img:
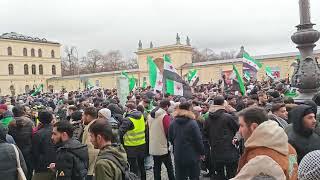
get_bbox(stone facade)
[47,37,320,92]
[0,32,61,96]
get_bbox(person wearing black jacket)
[285,105,320,163]
[8,105,34,180]
[32,111,57,180]
[169,102,205,180]
[51,121,89,180]
[203,96,239,180]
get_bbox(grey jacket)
[0,142,27,180]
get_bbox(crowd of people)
[1,78,320,180]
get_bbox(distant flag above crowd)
[121,71,136,92]
[31,84,44,96]
[264,66,274,79]
[187,69,199,86]
[232,64,246,95]
[244,71,251,81]
[148,55,192,97]
[148,56,163,92]
[242,52,262,71]
[162,55,192,97]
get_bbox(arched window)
[52,65,56,75]
[24,64,29,75]
[31,49,35,57]
[39,64,43,75]
[51,50,55,58]
[32,64,36,75]
[38,49,42,57]
[7,47,12,56]
[8,64,14,75]
[23,48,28,56]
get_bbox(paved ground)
[146,165,210,180]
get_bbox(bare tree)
[61,46,78,76]
[81,49,103,73]
[192,48,207,63]
[219,50,237,60]
[102,50,123,71]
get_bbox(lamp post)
[291,0,320,102]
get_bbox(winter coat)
[285,105,320,163]
[204,105,239,163]
[8,116,34,163]
[119,110,146,158]
[169,109,205,165]
[238,121,298,180]
[55,139,89,180]
[32,124,57,173]
[0,125,27,180]
[82,119,100,176]
[231,155,286,180]
[148,107,169,156]
[95,144,128,180]
[268,113,289,129]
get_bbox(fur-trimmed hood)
[173,109,195,120]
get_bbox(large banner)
[117,76,129,106]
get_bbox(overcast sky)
[1,0,320,58]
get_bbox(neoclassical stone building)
[47,34,320,93]
[0,32,61,96]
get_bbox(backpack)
[103,153,138,180]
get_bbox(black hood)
[289,105,314,137]
[126,110,142,119]
[59,139,88,162]
[107,103,123,115]
[208,109,226,120]
[174,117,191,125]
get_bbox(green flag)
[265,66,274,79]
[147,56,163,92]
[244,71,251,81]
[187,69,199,86]
[242,52,262,71]
[31,84,44,96]
[232,64,246,95]
[121,71,136,91]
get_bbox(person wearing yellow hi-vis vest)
[119,102,147,180]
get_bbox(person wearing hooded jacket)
[237,107,298,180]
[51,120,89,180]
[169,102,205,180]
[203,96,239,179]
[0,123,27,180]
[285,105,320,163]
[119,102,146,180]
[8,105,34,180]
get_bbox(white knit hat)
[98,108,111,120]
[298,150,320,180]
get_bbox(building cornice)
[135,44,192,55]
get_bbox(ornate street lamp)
[291,0,320,102]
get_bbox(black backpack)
[103,153,138,180]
